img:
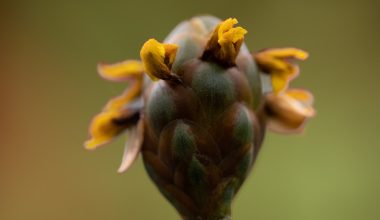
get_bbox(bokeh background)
[2,0,380,219]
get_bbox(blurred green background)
[2,0,380,219]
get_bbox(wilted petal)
[255,48,308,94]
[118,119,144,173]
[97,60,144,82]
[202,18,247,66]
[140,38,179,82]
[264,89,315,134]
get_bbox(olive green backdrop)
[2,0,380,219]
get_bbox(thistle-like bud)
[84,15,315,220]
[140,17,261,219]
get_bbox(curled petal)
[261,48,308,60]
[271,72,292,96]
[255,48,308,94]
[218,18,247,45]
[104,79,143,111]
[84,110,136,150]
[202,18,247,67]
[164,44,178,69]
[118,119,144,173]
[286,89,314,105]
[97,60,144,82]
[264,89,315,134]
[84,81,143,150]
[140,38,179,82]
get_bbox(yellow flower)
[255,48,308,94]
[85,110,126,149]
[84,60,144,172]
[255,48,315,133]
[202,18,247,66]
[140,38,179,82]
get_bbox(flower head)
[85,15,315,219]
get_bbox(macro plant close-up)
[84,16,314,219]
[2,0,380,220]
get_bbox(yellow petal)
[264,89,315,134]
[218,18,247,45]
[85,70,144,150]
[97,60,144,82]
[164,44,178,69]
[286,89,314,104]
[266,48,309,60]
[140,38,179,81]
[84,111,128,150]
[271,72,289,96]
[104,79,143,111]
[255,48,308,94]
[217,18,237,37]
[202,18,247,66]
